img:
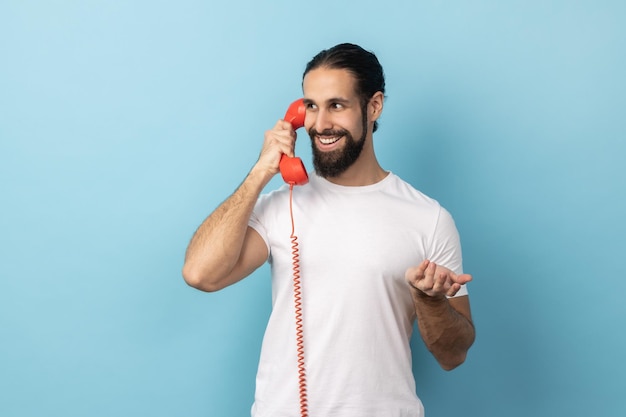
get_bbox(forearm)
[182,167,271,290]
[412,291,475,370]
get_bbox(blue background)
[1,1,625,416]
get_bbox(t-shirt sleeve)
[429,206,468,297]
[248,195,271,259]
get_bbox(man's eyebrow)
[302,97,351,106]
[328,97,351,104]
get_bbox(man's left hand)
[405,260,472,299]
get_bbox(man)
[183,43,475,417]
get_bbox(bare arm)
[406,260,475,370]
[182,169,270,292]
[182,119,297,292]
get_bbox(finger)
[420,259,431,271]
[446,283,462,297]
[264,130,296,156]
[448,272,472,285]
[432,270,454,295]
[404,260,429,284]
[457,273,472,284]
[431,272,446,294]
[420,261,437,290]
[405,260,442,295]
[409,261,433,287]
[274,119,295,131]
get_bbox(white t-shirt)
[248,172,467,417]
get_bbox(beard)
[309,107,368,178]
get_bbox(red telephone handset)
[279,99,309,186]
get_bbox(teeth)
[319,136,340,145]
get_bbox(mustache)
[309,128,349,137]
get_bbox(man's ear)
[369,91,384,122]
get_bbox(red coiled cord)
[289,184,308,417]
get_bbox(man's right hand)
[254,119,298,178]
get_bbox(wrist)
[410,286,447,304]
[247,164,274,189]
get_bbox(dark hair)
[303,43,386,132]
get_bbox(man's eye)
[331,103,343,110]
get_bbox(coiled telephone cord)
[289,184,308,417]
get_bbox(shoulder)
[384,173,442,210]
[254,184,291,209]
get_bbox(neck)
[323,139,387,186]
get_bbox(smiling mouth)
[318,136,342,145]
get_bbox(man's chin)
[313,158,347,178]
